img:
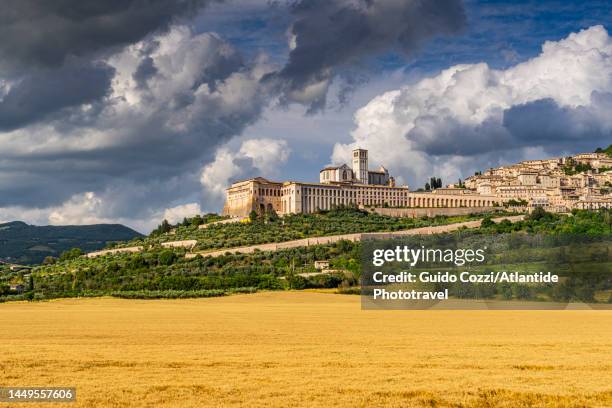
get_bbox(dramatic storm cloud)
[0,23,272,231]
[3,0,606,232]
[333,25,612,189]
[0,0,270,232]
[0,1,227,131]
[268,0,466,111]
[0,0,215,73]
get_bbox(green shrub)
[158,250,177,266]
[110,289,229,299]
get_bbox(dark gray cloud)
[408,96,612,158]
[502,95,612,153]
[267,0,466,111]
[0,0,220,135]
[407,115,515,156]
[0,0,215,74]
[0,61,114,131]
[133,56,158,88]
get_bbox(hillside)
[122,207,486,251]
[0,221,143,265]
[3,208,489,298]
[1,208,609,303]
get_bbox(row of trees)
[424,177,443,191]
[150,213,227,237]
[480,208,611,234]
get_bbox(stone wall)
[161,240,198,249]
[86,246,143,258]
[368,206,502,218]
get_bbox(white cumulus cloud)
[0,192,197,234]
[162,203,202,224]
[201,138,291,205]
[332,25,612,188]
[48,192,110,225]
[0,192,136,228]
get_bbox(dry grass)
[1,292,611,407]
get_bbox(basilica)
[222,148,501,217]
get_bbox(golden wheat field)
[1,292,611,408]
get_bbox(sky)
[0,0,611,232]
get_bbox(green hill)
[3,207,487,299]
[0,221,143,265]
[2,208,609,303]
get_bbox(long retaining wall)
[198,217,245,229]
[161,240,198,249]
[86,246,143,258]
[368,206,501,218]
[185,215,524,259]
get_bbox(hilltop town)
[223,146,612,217]
[461,147,612,211]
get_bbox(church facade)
[222,148,502,217]
[319,149,395,186]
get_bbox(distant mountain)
[0,221,143,265]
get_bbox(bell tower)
[352,148,368,184]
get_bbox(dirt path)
[185,215,524,259]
